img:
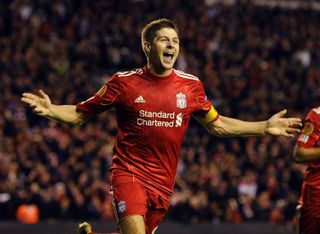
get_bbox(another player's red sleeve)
[296,110,320,148]
[76,74,122,119]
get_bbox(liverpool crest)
[176,93,187,109]
[118,201,126,213]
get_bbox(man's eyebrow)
[157,35,179,40]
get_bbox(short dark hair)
[141,18,179,44]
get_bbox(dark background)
[1,0,319,233]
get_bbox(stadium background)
[0,0,319,233]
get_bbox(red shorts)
[110,170,169,234]
[298,204,320,234]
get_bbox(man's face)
[146,27,180,73]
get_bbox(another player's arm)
[21,90,87,125]
[195,107,301,138]
[293,146,320,164]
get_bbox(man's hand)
[266,109,302,137]
[21,90,52,117]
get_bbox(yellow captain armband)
[194,106,220,125]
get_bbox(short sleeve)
[76,74,122,119]
[193,81,220,123]
[296,110,320,148]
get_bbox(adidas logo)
[134,96,145,103]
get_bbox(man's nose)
[167,41,174,48]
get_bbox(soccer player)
[21,18,301,234]
[293,106,320,234]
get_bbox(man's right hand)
[21,89,52,117]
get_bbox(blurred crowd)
[1,0,319,228]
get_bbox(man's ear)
[143,41,151,55]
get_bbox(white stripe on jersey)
[117,68,143,77]
[174,69,199,81]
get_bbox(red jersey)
[296,106,320,169]
[296,106,320,204]
[76,67,219,197]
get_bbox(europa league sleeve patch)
[303,122,314,135]
[297,122,314,144]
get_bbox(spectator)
[0,1,317,228]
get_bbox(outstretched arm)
[201,109,302,138]
[293,146,320,164]
[21,90,87,125]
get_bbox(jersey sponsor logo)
[137,110,183,128]
[134,96,146,103]
[176,93,187,109]
[117,201,126,213]
[175,113,183,127]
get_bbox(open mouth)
[163,51,174,62]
